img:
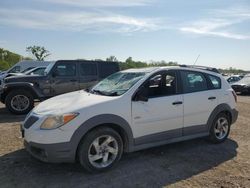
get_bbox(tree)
[26,45,50,61]
[106,56,118,62]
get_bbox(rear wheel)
[78,127,123,173]
[5,90,34,114]
[209,113,230,143]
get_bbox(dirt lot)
[0,96,250,188]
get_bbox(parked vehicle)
[0,60,51,75]
[231,74,250,94]
[0,61,51,89]
[0,60,119,114]
[226,75,242,84]
[21,65,238,172]
[4,66,47,78]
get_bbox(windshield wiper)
[92,89,106,96]
[91,89,119,96]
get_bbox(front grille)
[23,116,39,129]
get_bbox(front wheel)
[78,127,123,173]
[5,90,34,115]
[209,113,231,144]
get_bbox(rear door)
[50,61,79,95]
[181,70,218,135]
[79,62,99,89]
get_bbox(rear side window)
[208,75,221,89]
[181,71,208,93]
[80,63,97,76]
[54,63,76,76]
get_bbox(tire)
[208,113,231,144]
[78,127,123,173]
[5,90,34,115]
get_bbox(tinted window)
[148,71,177,98]
[8,66,21,73]
[21,67,35,73]
[98,63,119,79]
[208,75,221,89]
[80,63,97,76]
[181,71,207,93]
[54,63,76,76]
[28,68,46,75]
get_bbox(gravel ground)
[0,96,250,188]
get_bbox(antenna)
[193,54,200,65]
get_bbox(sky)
[0,0,249,70]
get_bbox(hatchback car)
[22,66,238,172]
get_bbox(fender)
[3,82,44,98]
[69,114,134,156]
[206,103,236,131]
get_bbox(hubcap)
[88,135,118,168]
[214,117,229,139]
[11,95,30,112]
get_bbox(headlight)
[40,113,79,130]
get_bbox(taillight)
[232,90,237,103]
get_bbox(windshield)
[90,71,146,96]
[44,62,55,75]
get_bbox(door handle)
[208,96,216,100]
[172,101,183,105]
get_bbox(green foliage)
[0,60,10,70]
[118,57,178,70]
[106,56,118,62]
[26,45,50,61]
[0,48,22,71]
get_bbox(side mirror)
[134,86,148,102]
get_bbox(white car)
[22,66,238,172]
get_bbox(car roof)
[122,66,221,76]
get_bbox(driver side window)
[147,71,177,98]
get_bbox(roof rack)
[179,65,220,74]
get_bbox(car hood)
[4,75,45,83]
[33,90,115,115]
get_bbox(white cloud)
[41,0,153,7]
[180,7,250,40]
[0,8,162,33]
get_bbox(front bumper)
[24,140,75,163]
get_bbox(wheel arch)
[207,103,233,131]
[3,83,40,101]
[70,114,134,160]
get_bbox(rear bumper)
[24,140,75,163]
[231,109,238,124]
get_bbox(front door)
[132,70,183,144]
[50,61,79,96]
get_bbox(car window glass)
[54,63,76,76]
[8,66,21,73]
[29,68,45,75]
[181,71,207,93]
[80,63,97,76]
[208,75,221,89]
[147,71,177,98]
